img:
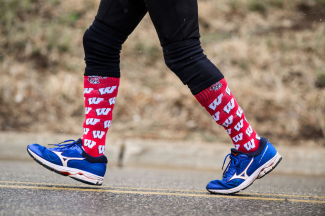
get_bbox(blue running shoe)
[206,137,282,194]
[27,139,107,185]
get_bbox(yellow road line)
[240,192,325,199]
[0,180,324,199]
[0,184,325,204]
[0,181,88,188]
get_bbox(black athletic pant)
[84,0,224,94]
[96,0,199,46]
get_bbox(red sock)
[82,76,119,157]
[195,78,260,153]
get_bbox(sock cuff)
[195,78,226,106]
[84,76,120,86]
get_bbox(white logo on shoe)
[228,158,254,181]
[52,151,85,167]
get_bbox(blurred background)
[0,0,325,147]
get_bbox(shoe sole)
[27,148,104,186]
[207,152,282,195]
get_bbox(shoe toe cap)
[27,144,46,158]
[206,180,229,190]
[27,144,63,165]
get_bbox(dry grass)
[0,0,325,146]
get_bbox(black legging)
[96,0,200,46]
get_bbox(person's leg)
[27,0,147,185]
[145,0,258,152]
[145,0,282,194]
[82,0,147,157]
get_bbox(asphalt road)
[0,160,324,216]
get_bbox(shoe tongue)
[72,138,82,154]
[230,149,248,158]
[75,138,82,145]
[230,148,243,155]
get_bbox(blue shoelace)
[48,140,78,151]
[222,153,240,181]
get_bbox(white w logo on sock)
[88,97,104,105]
[236,107,243,118]
[226,86,231,95]
[98,145,105,154]
[212,111,220,122]
[85,107,92,114]
[99,86,116,95]
[83,128,89,135]
[208,93,223,111]
[244,139,255,151]
[234,119,244,132]
[224,98,235,114]
[232,133,243,143]
[109,97,116,105]
[222,115,233,127]
[246,125,253,137]
[86,118,100,125]
[84,88,93,94]
[104,120,111,129]
[93,131,105,139]
[96,108,111,116]
[84,139,96,148]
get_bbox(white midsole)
[208,152,282,194]
[28,149,104,184]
